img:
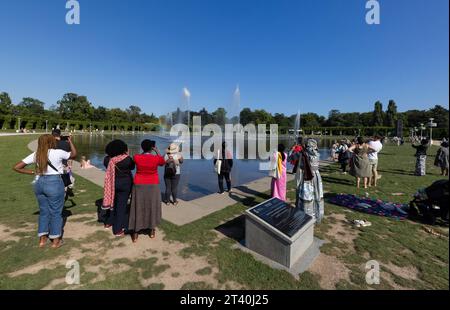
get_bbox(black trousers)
[107,177,132,235]
[164,175,180,202]
[218,172,231,193]
[340,161,348,173]
[292,161,299,174]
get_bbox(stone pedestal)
[245,198,315,268]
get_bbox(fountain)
[294,110,301,139]
[182,87,191,128]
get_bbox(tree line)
[0,91,448,138]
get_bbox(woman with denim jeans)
[13,134,77,248]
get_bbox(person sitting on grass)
[13,134,77,249]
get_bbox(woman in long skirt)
[129,139,166,242]
[271,144,287,201]
[412,138,430,176]
[348,137,373,188]
[296,138,324,223]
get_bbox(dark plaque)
[249,198,312,238]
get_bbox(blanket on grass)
[328,194,409,220]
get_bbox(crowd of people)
[11,128,449,248]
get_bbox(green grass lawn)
[0,135,448,290]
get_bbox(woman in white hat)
[163,143,183,206]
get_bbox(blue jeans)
[34,175,65,238]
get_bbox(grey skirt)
[129,184,162,231]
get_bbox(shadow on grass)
[215,214,245,243]
[321,175,355,186]
[378,169,415,176]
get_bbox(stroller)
[409,179,449,225]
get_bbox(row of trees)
[0,92,159,125]
[1,91,448,137]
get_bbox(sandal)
[149,229,156,239]
[131,233,139,243]
[115,230,125,237]
[39,235,48,248]
[51,238,64,249]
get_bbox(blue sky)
[0,0,448,117]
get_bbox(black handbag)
[47,161,72,187]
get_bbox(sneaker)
[114,230,125,237]
[218,191,225,195]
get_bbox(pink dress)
[271,152,287,201]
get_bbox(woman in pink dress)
[271,144,287,201]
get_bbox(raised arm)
[67,136,77,159]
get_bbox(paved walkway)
[28,140,332,226]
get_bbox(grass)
[0,135,448,289]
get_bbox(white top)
[164,153,182,175]
[22,149,71,175]
[368,140,383,160]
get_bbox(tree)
[18,97,45,115]
[92,106,109,121]
[385,100,398,127]
[240,108,253,126]
[126,105,142,122]
[301,113,322,127]
[253,109,273,125]
[372,101,384,126]
[0,92,13,115]
[326,109,344,127]
[57,93,94,120]
[109,108,128,123]
[212,107,227,126]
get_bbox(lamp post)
[419,123,425,139]
[18,117,21,132]
[428,118,437,144]
[45,120,48,133]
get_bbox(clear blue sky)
[0,0,448,117]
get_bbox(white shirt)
[23,149,71,175]
[368,140,383,160]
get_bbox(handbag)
[47,161,72,187]
[214,149,222,174]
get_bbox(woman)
[330,140,338,161]
[288,137,303,174]
[434,140,449,176]
[348,137,373,188]
[270,144,287,201]
[13,134,77,248]
[296,138,324,223]
[103,139,135,236]
[163,143,184,206]
[412,138,430,176]
[129,139,165,242]
[214,142,234,194]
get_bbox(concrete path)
[28,140,331,226]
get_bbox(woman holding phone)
[128,139,165,242]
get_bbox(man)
[52,129,71,154]
[52,129,74,200]
[368,135,383,187]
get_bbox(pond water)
[72,134,333,200]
